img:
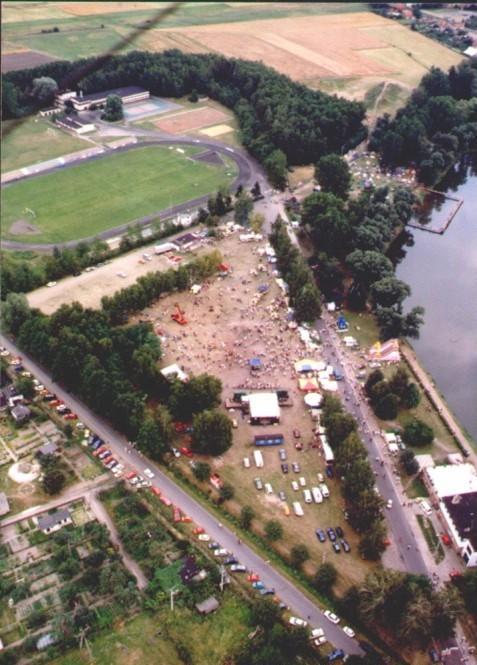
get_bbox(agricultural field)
[1,2,367,62]
[2,117,87,173]
[1,145,237,244]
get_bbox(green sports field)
[1,145,237,244]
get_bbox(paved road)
[2,135,264,252]
[0,333,363,656]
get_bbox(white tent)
[304,392,323,408]
[248,393,280,422]
[161,364,189,383]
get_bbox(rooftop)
[38,441,58,456]
[426,463,477,498]
[195,596,219,614]
[248,392,280,420]
[37,507,71,531]
[71,86,147,103]
[443,492,477,551]
[0,492,10,516]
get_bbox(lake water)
[393,158,477,445]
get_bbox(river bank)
[394,158,477,448]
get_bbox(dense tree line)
[2,49,367,186]
[302,183,424,339]
[321,395,386,560]
[342,569,463,649]
[1,251,226,442]
[269,217,322,322]
[369,60,477,185]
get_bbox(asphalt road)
[315,316,428,575]
[0,333,363,657]
[2,135,265,252]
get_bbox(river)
[393,158,477,445]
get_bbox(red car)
[193,526,204,535]
[150,486,161,497]
[295,442,304,451]
[49,400,61,408]
[180,447,193,458]
[64,413,78,420]
[92,446,106,457]
[125,470,137,480]
[247,573,260,583]
[293,429,301,438]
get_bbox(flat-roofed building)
[56,86,149,112]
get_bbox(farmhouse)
[55,115,95,135]
[247,392,280,425]
[37,508,72,534]
[10,404,31,424]
[56,86,149,111]
[423,463,477,567]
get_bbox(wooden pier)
[407,188,464,235]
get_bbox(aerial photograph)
[0,1,476,664]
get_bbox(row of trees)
[302,179,424,339]
[101,249,223,324]
[2,49,367,186]
[269,217,322,323]
[369,61,477,185]
[364,367,420,420]
[321,395,386,560]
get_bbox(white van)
[253,450,264,468]
[265,483,273,495]
[420,500,432,516]
[291,480,299,491]
[311,486,323,503]
[303,489,313,504]
[319,483,330,498]
[243,457,251,468]
[293,501,304,517]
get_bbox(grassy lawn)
[2,145,237,244]
[342,310,380,349]
[406,477,429,499]
[2,117,87,172]
[416,514,445,564]
[50,595,251,665]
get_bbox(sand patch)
[61,2,168,15]
[200,124,234,137]
[9,219,41,235]
[155,106,229,134]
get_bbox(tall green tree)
[191,409,232,456]
[315,153,352,199]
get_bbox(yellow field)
[60,2,168,15]
[139,11,463,104]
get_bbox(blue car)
[90,441,102,451]
[252,581,265,590]
[328,649,345,662]
[325,465,334,479]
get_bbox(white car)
[197,533,210,542]
[343,626,355,638]
[117,271,127,278]
[144,468,155,479]
[299,476,306,487]
[46,281,57,287]
[21,371,32,377]
[310,628,325,640]
[76,422,86,430]
[386,499,393,509]
[213,548,229,557]
[289,616,308,627]
[324,610,340,625]
[317,473,324,483]
[291,481,299,491]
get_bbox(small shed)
[11,405,31,423]
[195,596,219,615]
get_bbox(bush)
[264,520,283,542]
[192,461,211,482]
[402,419,434,447]
[290,544,309,569]
[239,505,255,529]
[313,563,338,594]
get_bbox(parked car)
[291,481,299,491]
[64,413,78,420]
[343,626,355,638]
[386,499,393,509]
[289,616,308,627]
[315,528,326,543]
[317,472,324,483]
[252,581,265,590]
[105,459,117,469]
[279,448,287,461]
[295,441,304,450]
[332,542,341,554]
[293,429,301,438]
[230,564,246,572]
[325,465,334,478]
[92,446,106,457]
[208,542,220,550]
[278,490,286,501]
[90,441,102,451]
[180,447,193,458]
[144,468,155,479]
[281,463,289,474]
[328,649,345,662]
[259,587,275,596]
[299,476,306,487]
[324,610,340,624]
[254,477,263,491]
[98,450,111,460]
[171,447,181,457]
[197,534,210,542]
[224,557,238,566]
[292,462,300,473]
[327,528,336,542]
[335,526,344,538]
[213,549,229,557]
[341,539,351,553]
